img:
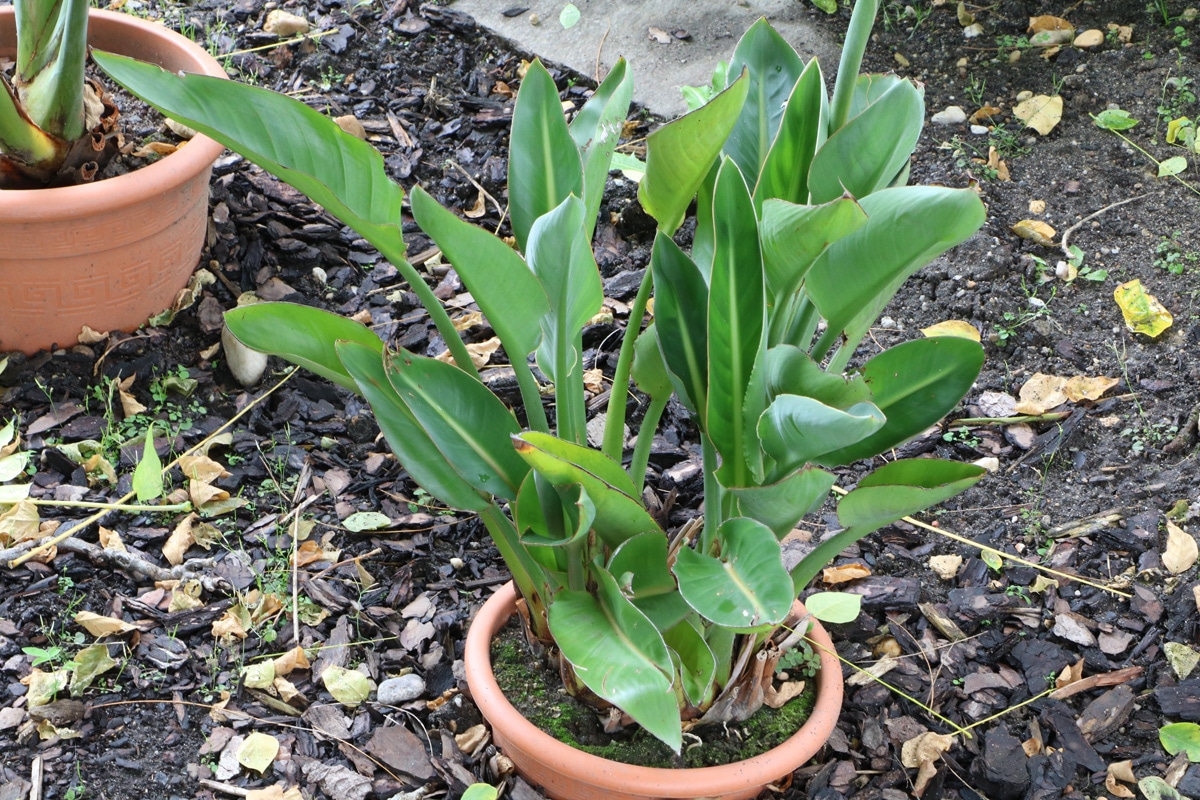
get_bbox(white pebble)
[377,674,426,705]
[970,124,989,135]
[931,106,967,125]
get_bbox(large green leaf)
[569,58,633,240]
[727,464,836,539]
[790,458,985,591]
[690,160,719,278]
[754,59,826,207]
[508,59,583,252]
[609,532,692,631]
[819,336,984,465]
[809,77,924,203]
[674,517,793,629]
[760,196,866,301]
[383,350,528,500]
[724,18,806,183]
[631,324,674,400]
[758,397,884,475]
[512,432,662,546]
[335,341,486,511]
[224,303,383,392]
[639,72,749,234]
[409,186,547,359]
[549,568,681,752]
[706,158,765,487]
[762,345,871,409]
[806,187,986,344]
[650,233,709,421]
[663,617,717,707]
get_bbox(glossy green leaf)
[1093,108,1139,131]
[706,158,765,487]
[705,622,737,689]
[690,160,719,277]
[663,617,717,706]
[754,59,826,207]
[569,58,633,239]
[727,464,836,539]
[640,71,749,234]
[224,303,384,392]
[724,19,806,182]
[410,186,547,359]
[1159,722,1200,761]
[760,196,866,301]
[759,397,885,475]
[631,323,674,400]
[762,345,871,409]
[819,337,984,465]
[809,78,923,203]
[549,568,681,752]
[609,532,692,631]
[383,350,527,501]
[512,432,662,546]
[674,517,793,629]
[336,341,487,512]
[132,426,163,502]
[804,591,861,624]
[650,233,709,420]
[508,59,583,252]
[790,458,985,591]
[807,187,986,344]
[0,450,29,483]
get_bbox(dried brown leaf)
[822,563,871,584]
[463,189,487,219]
[73,610,136,637]
[1164,521,1199,574]
[163,513,198,566]
[1014,373,1068,414]
[1063,375,1119,402]
[1055,658,1085,689]
[1106,760,1137,798]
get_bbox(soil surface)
[1,1,1199,799]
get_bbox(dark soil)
[1,1,1199,799]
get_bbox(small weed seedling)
[1154,232,1199,273]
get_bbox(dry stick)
[829,486,1132,598]
[8,368,298,569]
[29,755,43,800]
[446,159,506,225]
[1059,193,1150,261]
[594,18,612,83]
[289,462,313,646]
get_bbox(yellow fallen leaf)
[921,320,981,342]
[177,454,230,483]
[1194,584,1200,614]
[238,731,280,774]
[970,105,1002,124]
[212,604,250,642]
[1055,658,1084,689]
[73,611,136,637]
[822,563,871,584]
[1164,521,1198,574]
[463,188,487,219]
[1063,375,1118,402]
[1013,94,1063,135]
[274,646,311,677]
[1114,279,1173,338]
[163,513,198,566]
[901,732,955,797]
[1014,373,1068,414]
[131,141,179,158]
[452,310,484,332]
[1011,219,1057,246]
[97,526,127,553]
[987,146,1011,180]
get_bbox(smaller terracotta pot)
[464,582,844,800]
[0,8,227,355]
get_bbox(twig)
[952,412,1071,426]
[30,756,43,800]
[594,18,612,83]
[1059,193,1149,259]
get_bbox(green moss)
[490,622,817,769]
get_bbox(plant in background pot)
[97,0,987,796]
[0,0,226,355]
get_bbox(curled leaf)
[1012,219,1057,246]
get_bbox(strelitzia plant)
[96,0,987,753]
[0,0,119,186]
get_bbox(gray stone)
[377,673,426,705]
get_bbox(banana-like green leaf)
[727,464,836,539]
[706,158,765,487]
[674,517,793,629]
[383,350,528,500]
[790,458,985,591]
[762,345,871,409]
[760,196,866,301]
[336,341,487,512]
[705,622,737,689]
[609,532,692,631]
[518,481,595,550]
[819,337,984,465]
[758,396,885,475]
[724,18,806,183]
[690,159,719,278]
[409,186,547,359]
[94,53,407,265]
[224,303,383,392]
[639,71,749,234]
[663,617,717,706]
[569,58,633,240]
[549,568,681,752]
[15,0,89,141]
[0,75,66,170]
[806,187,986,344]
[754,59,826,207]
[631,323,674,400]
[508,59,583,252]
[512,432,662,546]
[808,77,924,203]
[650,233,709,421]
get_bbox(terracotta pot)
[464,582,844,800]
[0,8,227,355]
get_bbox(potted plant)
[0,0,227,355]
[96,0,987,795]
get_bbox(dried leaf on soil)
[921,320,981,341]
[1114,280,1173,337]
[901,732,954,797]
[1014,373,1068,414]
[1106,760,1137,798]
[1028,15,1074,34]
[243,661,276,689]
[1013,95,1063,135]
[213,604,251,643]
[1139,776,1186,800]
[274,646,311,676]
[164,514,198,565]
[1163,521,1198,574]
[1011,219,1057,246]
[238,731,281,773]
[73,611,135,637]
[343,511,391,532]
[1063,375,1119,402]
[822,563,871,584]
[323,665,371,707]
[1158,156,1189,178]
[1056,658,1084,689]
[70,644,118,696]
[1164,642,1200,680]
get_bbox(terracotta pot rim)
[463,581,844,798]
[0,7,227,217]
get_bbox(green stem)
[480,503,550,637]
[555,334,588,446]
[700,434,724,552]
[387,253,480,379]
[1110,128,1200,197]
[29,500,193,513]
[513,357,550,432]
[953,412,1072,426]
[630,395,668,496]
[603,269,654,462]
[828,0,880,133]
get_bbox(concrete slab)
[450,0,842,117]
